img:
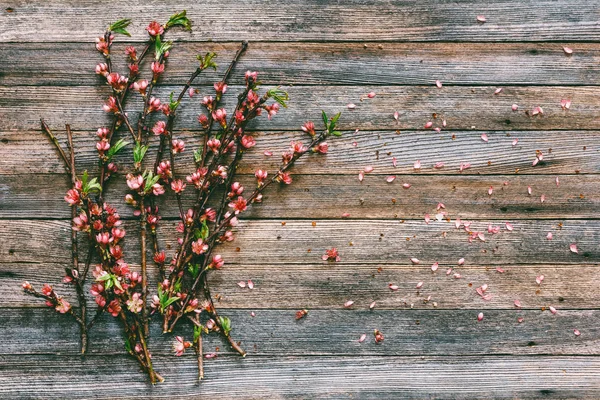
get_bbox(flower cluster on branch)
[23,11,342,383]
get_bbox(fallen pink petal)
[570,243,579,253]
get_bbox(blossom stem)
[139,196,149,338]
[40,119,70,173]
[66,124,88,354]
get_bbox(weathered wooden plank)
[2,0,600,42]
[0,354,598,399]
[4,308,599,356]
[2,174,599,220]
[2,129,597,176]
[1,219,597,265]
[2,42,599,87]
[4,262,599,309]
[1,85,599,131]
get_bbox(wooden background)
[1,1,600,398]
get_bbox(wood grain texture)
[1,0,600,42]
[4,263,600,310]
[1,219,598,265]
[3,0,600,396]
[3,308,599,356]
[2,129,597,176]
[0,355,598,399]
[2,174,599,220]
[2,42,598,87]
[1,85,599,132]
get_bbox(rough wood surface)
[3,263,599,310]
[2,85,599,131]
[2,129,597,176]
[1,0,600,42]
[2,219,597,265]
[2,308,599,356]
[0,355,598,399]
[3,174,599,219]
[2,0,600,397]
[2,42,598,87]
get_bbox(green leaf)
[124,337,132,353]
[133,142,149,164]
[193,325,202,342]
[321,111,329,129]
[86,177,102,193]
[266,88,290,108]
[330,112,342,125]
[169,91,180,112]
[165,10,192,32]
[331,130,342,137]
[155,36,173,60]
[194,148,203,163]
[106,138,129,160]
[81,170,89,188]
[163,296,180,309]
[187,263,200,279]
[218,316,231,335]
[143,171,161,193]
[200,220,209,239]
[197,52,218,71]
[96,273,111,282]
[109,19,132,36]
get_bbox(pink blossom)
[210,255,224,269]
[322,248,340,262]
[147,97,161,112]
[55,299,71,314]
[173,336,192,356]
[241,135,256,149]
[152,183,165,196]
[313,142,328,154]
[265,103,280,120]
[107,299,121,317]
[170,179,186,194]
[278,172,292,185]
[152,120,166,135]
[64,188,81,205]
[171,139,185,154]
[151,62,165,76]
[103,96,119,113]
[245,70,258,83]
[106,72,128,91]
[146,21,164,37]
[214,81,227,96]
[126,293,143,313]
[255,169,268,184]
[302,121,316,136]
[229,196,248,213]
[212,108,227,127]
[192,238,208,255]
[95,63,109,76]
[126,174,143,191]
[374,329,384,343]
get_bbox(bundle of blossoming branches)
[21,11,341,383]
